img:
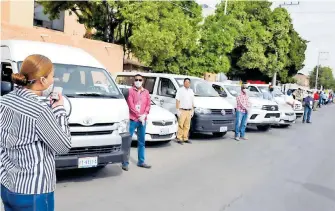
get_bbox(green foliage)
[39,0,202,75]
[309,66,335,89]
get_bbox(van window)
[175,78,219,97]
[158,78,176,96]
[17,62,122,98]
[212,84,227,96]
[249,86,259,92]
[1,62,13,82]
[116,76,156,94]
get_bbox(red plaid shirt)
[236,93,250,113]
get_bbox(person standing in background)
[122,74,151,171]
[235,84,251,141]
[176,78,194,145]
[263,85,275,101]
[313,91,319,111]
[303,91,314,123]
[0,54,71,211]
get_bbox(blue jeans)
[235,111,248,138]
[303,106,312,122]
[122,120,146,166]
[1,185,54,211]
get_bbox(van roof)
[115,71,200,79]
[1,40,104,69]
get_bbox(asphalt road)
[55,105,335,211]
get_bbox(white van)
[1,40,131,169]
[211,82,281,131]
[115,72,236,137]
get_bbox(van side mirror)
[1,81,13,96]
[220,92,228,98]
[167,89,176,97]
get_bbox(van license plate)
[270,117,276,121]
[78,157,98,168]
[160,128,169,135]
[220,126,228,132]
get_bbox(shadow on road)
[287,180,335,202]
[56,164,122,183]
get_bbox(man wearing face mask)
[302,91,314,123]
[235,84,251,141]
[263,85,275,101]
[122,74,151,171]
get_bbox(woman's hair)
[11,54,53,86]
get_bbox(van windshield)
[176,78,219,97]
[225,85,262,98]
[17,62,123,98]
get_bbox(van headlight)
[194,107,211,114]
[118,119,129,134]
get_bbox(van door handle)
[160,99,164,105]
[154,96,159,100]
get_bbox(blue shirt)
[263,92,274,101]
[304,96,314,108]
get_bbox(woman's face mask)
[40,76,54,97]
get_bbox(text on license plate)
[160,128,169,135]
[78,157,98,168]
[220,126,228,132]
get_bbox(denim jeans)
[122,120,146,166]
[235,111,248,138]
[303,106,312,122]
[1,185,54,211]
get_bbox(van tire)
[213,132,227,137]
[257,125,271,131]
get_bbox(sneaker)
[177,140,184,145]
[235,137,240,141]
[121,165,129,171]
[240,137,248,140]
[137,163,152,169]
[184,140,192,144]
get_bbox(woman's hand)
[52,93,64,108]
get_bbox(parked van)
[1,40,131,169]
[115,72,235,137]
[211,82,281,131]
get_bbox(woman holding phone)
[0,54,71,211]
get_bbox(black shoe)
[302,121,305,123]
[138,163,152,169]
[185,140,192,144]
[121,165,129,171]
[177,140,184,145]
[307,121,312,124]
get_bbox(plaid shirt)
[236,93,250,113]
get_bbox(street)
[55,105,335,211]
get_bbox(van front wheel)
[213,132,227,137]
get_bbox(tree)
[201,0,307,82]
[309,66,335,89]
[39,0,202,74]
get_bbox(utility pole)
[224,0,228,15]
[271,1,300,86]
[315,51,329,89]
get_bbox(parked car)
[1,40,131,170]
[211,82,280,131]
[119,85,178,143]
[248,84,304,119]
[115,72,236,137]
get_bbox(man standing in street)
[122,74,151,171]
[176,78,194,145]
[303,91,314,124]
[235,84,251,141]
[263,85,275,101]
[313,91,319,111]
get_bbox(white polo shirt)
[176,86,195,109]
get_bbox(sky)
[195,0,335,76]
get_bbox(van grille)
[262,105,279,111]
[212,120,234,125]
[211,109,234,115]
[152,121,173,126]
[57,145,121,157]
[264,113,280,118]
[151,134,174,139]
[70,131,113,136]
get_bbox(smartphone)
[51,86,63,101]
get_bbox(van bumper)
[55,133,131,170]
[191,114,235,133]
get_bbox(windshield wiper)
[74,92,119,98]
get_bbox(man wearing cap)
[302,91,314,123]
[235,84,251,141]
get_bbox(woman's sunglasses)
[135,79,143,82]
